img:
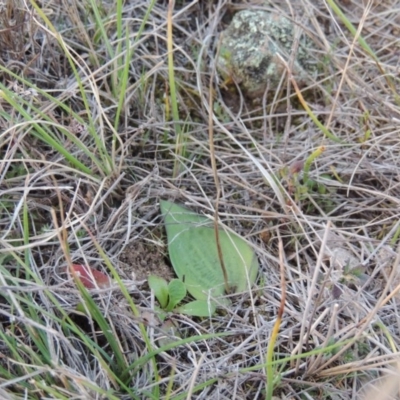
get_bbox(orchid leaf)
[148,275,169,309]
[175,300,216,317]
[160,200,258,302]
[166,279,186,311]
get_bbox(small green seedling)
[280,147,337,213]
[148,276,185,312]
[148,275,215,317]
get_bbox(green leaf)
[175,300,216,317]
[148,275,169,309]
[166,279,186,311]
[160,200,258,301]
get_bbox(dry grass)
[1,0,400,398]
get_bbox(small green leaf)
[166,279,186,311]
[161,200,258,302]
[148,275,169,309]
[75,302,87,315]
[175,300,216,317]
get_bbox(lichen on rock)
[217,10,317,98]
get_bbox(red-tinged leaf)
[70,264,111,289]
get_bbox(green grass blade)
[114,0,157,131]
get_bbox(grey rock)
[217,10,317,97]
